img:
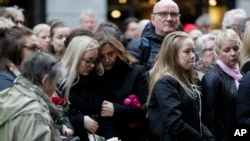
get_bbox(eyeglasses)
[81,58,97,67]
[14,20,25,25]
[100,51,116,61]
[23,45,41,52]
[203,47,214,52]
[152,11,180,18]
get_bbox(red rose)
[51,95,61,105]
[51,95,68,106]
[51,95,69,125]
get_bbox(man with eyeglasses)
[139,0,180,71]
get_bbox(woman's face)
[200,39,216,65]
[40,75,58,97]
[21,35,39,65]
[99,44,117,70]
[51,27,70,57]
[37,28,51,53]
[77,48,98,76]
[177,38,196,70]
[218,40,240,68]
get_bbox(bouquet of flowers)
[124,94,144,128]
[124,94,141,107]
[51,95,69,125]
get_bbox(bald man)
[139,0,180,71]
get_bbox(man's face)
[151,3,180,36]
[80,15,96,33]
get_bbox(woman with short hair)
[0,52,66,141]
[201,29,242,141]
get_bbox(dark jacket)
[126,38,141,60]
[100,59,148,141]
[64,72,115,141]
[201,65,238,141]
[236,71,250,141]
[148,75,214,141]
[0,71,16,91]
[236,71,250,128]
[139,22,164,71]
[241,60,250,74]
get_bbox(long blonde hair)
[147,31,197,105]
[60,36,104,99]
[240,26,250,69]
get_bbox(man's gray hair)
[222,8,246,29]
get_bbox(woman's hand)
[62,125,74,136]
[101,100,114,117]
[83,115,99,133]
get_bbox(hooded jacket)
[140,22,164,71]
[0,76,61,141]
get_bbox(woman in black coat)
[201,29,242,141]
[59,36,108,141]
[147,31,214,141]
[94,31,148,141]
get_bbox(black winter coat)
[148,75,214,141]
[236,71,250,140]
[139,22,164,71]
[201,65,238,141]
[126,38,141,60]
[65,72,116,141]
[100,59,148,141]
[241,60,250,74]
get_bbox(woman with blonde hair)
[33,23,51,53]
[201,29,242,141]
[147,31,214,141]
[240,26,250,73]
[60,36,103,99]
[59,36,109,141]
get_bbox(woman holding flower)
[59,35,108,141]
[94,31,148,141]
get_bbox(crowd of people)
[0,0,250,141]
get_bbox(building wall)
[45,0,249,29]
[46,0,107,29]
[236,0,250,16]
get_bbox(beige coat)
[0,77,61,141]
